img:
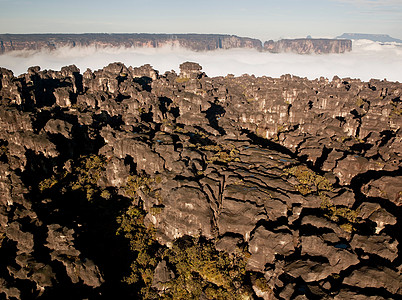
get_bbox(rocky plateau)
[0,61,401,299]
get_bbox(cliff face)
[264,38,352,54]
[0,62,400,299]
[0,34,352,54]
[0,33,263,52]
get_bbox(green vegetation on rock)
[117,204,160,294]
[320,197,360,233]
[253,274,271,293]
[38,175,60,192]
[160,237,251,300]
[284,165,333,195]
[116,173,254,299]
[116,173,161,297]
[124,175,155,199]
[284,165,360,232]
[0,144,9,162]
[175,77,190,84]
[390,99,402,117]
[174,126,240,164]
[38,154,107,201]
[189,143,240,164]
[0,232,5,248]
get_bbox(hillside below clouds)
[0,61,401,299]
[0,33,352,54]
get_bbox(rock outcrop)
[0,62,400,299]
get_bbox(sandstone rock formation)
[0,33,262,53]
[264,38,352,54]
[0,62,400,299]
[0,34,352,54]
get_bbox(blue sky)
[1,0,401,40]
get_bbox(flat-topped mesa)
[0,33,263,53]
[337,33,402,43]
[0,34,353,54]
[264,38,352,54]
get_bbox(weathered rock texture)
[0,34,352,54]
[0,62,400,299]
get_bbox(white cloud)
[0,40,401,82]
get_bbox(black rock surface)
[0,62,401,299]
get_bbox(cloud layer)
[0,40,401,82]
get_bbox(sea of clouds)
[0,39,401,82]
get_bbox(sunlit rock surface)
[0,62,400,299]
